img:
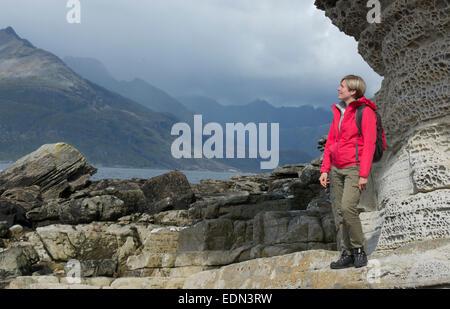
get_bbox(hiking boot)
[353,247,368,268]
[330,251,354,269]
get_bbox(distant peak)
[0,26,34,48]
[248,99,273,108]
[4,26,18,36]
[1,26,20,40]
[131,77,147,84]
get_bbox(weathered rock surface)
[0,139,342,288]
[7,238,449,289]
[1,186,42,212]
[183,238,450,289]
[0,246,38,280]
[64,259,117,278]
[141,170,196,214]
[27,195,133,226]
[0,199,28,228]
[314,0,450,250]
[0,143,97,200]
[35,223,138,262]
[1,127,449,289]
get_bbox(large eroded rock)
[141,170,195,214]
[315,0,450,250]
[0,143,97,200]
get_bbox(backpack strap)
[355,104,367,163]
[355,104,366,137]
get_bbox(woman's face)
[337,80,355,102]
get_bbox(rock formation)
[184,238,450,289]
[315,0,450,250]
[0,143,339,288]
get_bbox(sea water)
[0,163,251,184]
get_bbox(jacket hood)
[332,96,377,111]
[355,96,377,110]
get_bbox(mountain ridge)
[0,27,235,172]
[63,56,194,122]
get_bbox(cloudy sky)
[0,0,382,108]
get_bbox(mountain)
[0,27,233,171]
[178,96,331,128]
[63,57,323,171]
[63,56,194,122]
[177,95,332,161]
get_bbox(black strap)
[355,104,366,137]
[355,105,366,163]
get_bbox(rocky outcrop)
[0,246,39,280]
[0,143,201,228]
[183,238,450,289]
[314,0,450,250]
[0,143,97,201]
[141,171,196,214]
[1,133,449,289]
[0,142,341,288]
[6,237,449,289]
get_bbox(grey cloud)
[0,0,382,107]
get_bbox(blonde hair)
[341,75,366,99]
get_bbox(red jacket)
[320,96,378,178]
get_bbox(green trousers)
[329,165,365,254]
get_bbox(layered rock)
[0,141,341,288]
[0,246,39,281]
[0,143,97,200]
[1,130,448,289]
[315,0,450,250]
[183,238,450,289]
[0,144,198,228]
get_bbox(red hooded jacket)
[320,96,378,178]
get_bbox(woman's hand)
[319,172,330,188]
[358,177,368,191]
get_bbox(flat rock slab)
[183,238,450,289]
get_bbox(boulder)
[64,259,117,278]
[0,198,29,228]
[229,174,271,193]
[27,195,133,226]
[9,224,23,238]
[0,143,97,200]
[253,211,325,245]
[271,164,307,178]
[178,219,235,251]
[0,246,39,280]
[143,210,194,227]
[141,226,183,254]
[36,223,138,262]
[0,186,42,211]
[87,179,147,213]
[298,165,321,186]
[141,170,195,214]
[190,179,234,196]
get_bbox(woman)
[319,75,378,269]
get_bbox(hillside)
[63,56,194,122]
[0,27,231,171]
